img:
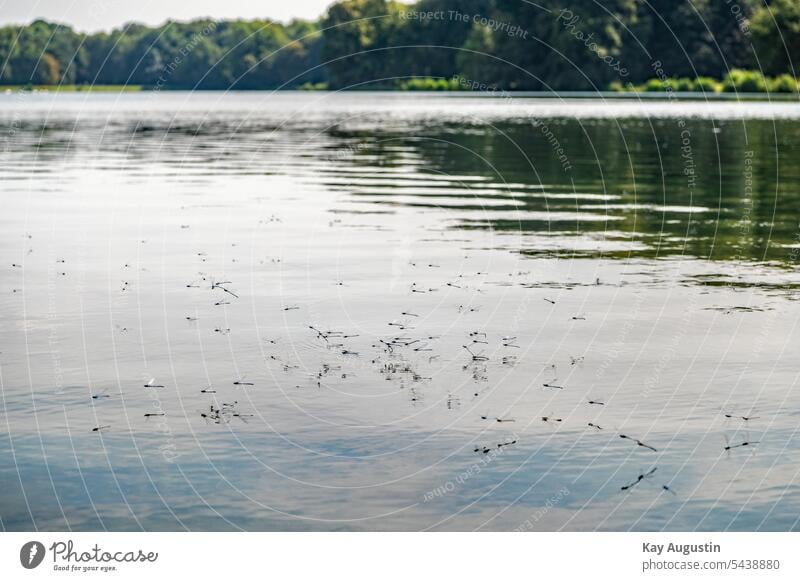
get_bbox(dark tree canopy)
[0,1,796,90]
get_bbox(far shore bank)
[3,86,798,101]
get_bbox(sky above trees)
[0,0,357,32]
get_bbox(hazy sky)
[0,0,349,31]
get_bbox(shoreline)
[3,86,799,101]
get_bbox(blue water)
[1,92,799,531]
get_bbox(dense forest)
[1,0,799,90]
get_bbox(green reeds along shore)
[393,70,800,95]
[2,85,143,93]
[610,70,800,94]
[5,70,797,96]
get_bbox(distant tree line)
[321,0,799,90]
[1,0,800,90]
[0,18,325,88]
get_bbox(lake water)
[1,92,800,531]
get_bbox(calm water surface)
[1,92,800,531]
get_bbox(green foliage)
[298,82,329,90]
[397,77,460,90]
[321,0,408,89]
[692,77,722,93]
[614,71,795,94]
[0,18,326,88]
[0,20,87,85]
[2,0,800,91]
[722,69,769,92]
[319,0,764,91]
[751,0,800,76]
[769,74,799,93]
[642,78,668,92]
[673,77,695,91]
